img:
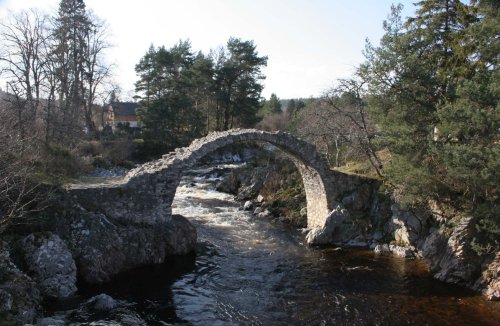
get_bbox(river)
[75,163,499,325]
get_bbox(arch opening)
[143,129,335,229]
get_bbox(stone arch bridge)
[69,129,375,242]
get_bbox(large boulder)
[0,242,41,325]
[46,200,197,283]
[50,208,197,283]
[306,205,349,245]
[17,233,77,298]
[236,168,267,200]
[474,252,500,301]
[421,227,449,272]
[386,202,428,248]
[432,217,483,286]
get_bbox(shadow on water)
[44,163,500,325]
[44,251,197,324]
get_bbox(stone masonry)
[68,129,360,231]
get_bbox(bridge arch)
[125,129,337,228]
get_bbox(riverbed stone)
[389,244,415,258]
[88,293,118,311]
[374,244,391,255]
[253,207,263,215]
[257,209,271,218]
[17,233,77,298]
[243,200,253,211]
[64,294,148,325]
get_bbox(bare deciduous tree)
[0,97,44,232]
[0,9,50,138]
[294,78,383,177]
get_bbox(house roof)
[112,102,138,116]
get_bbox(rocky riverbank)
[0,187,197,324]
[0,144,497,323]
[209,145,499,301]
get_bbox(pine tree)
[215,38,268,130]
[259,93,282,117]
[52,0,92,141]
[362,0,498,252]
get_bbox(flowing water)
[73,164,499,325]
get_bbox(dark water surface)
[67,165,499,325]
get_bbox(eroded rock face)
[475,252,500,301]
[387,202,428,247]
[51,207,197,283]
[433,217,482,286]
[0,242,41,325]
[17,233,77,298]
[306,205,349,245]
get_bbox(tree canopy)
[360,0,499,252]
[134,38,267,155]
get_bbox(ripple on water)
[64,164,500,325]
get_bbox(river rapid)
[74,163,499,325]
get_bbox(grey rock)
[65,294,148,325]
[253,207,263,215]
[215,173,240,194]
[0,242,41,324]
[374,244,391,255]
[18,233,77,298]
[474,252,500,301]
[306,204,349,245]
[389,244,415,258]
[257,209,271,218]
[256,194,264,203]
[300,207,307,217]
[421,227,448,272]
[0,289,12,312]
[434,217,482,286]
[88,293,117,311]
[387,202,427,247]
[371,230,384,241]
[243,200,253,211]
[47,202,197,283]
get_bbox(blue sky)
[0,0,416,100]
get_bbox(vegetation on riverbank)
[0,0,497,259]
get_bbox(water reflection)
[66,164,499,325]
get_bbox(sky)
[0,0,416,100]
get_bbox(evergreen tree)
[135,41,200,153]
[362,0,498,252]
[214,38,268,130]
[52,0,111,141]
[135,38,267,155]
[259,93,282,117]
[52,0,92,141]
[287,99,297,116]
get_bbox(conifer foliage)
[361,0,499,252]
[134,38,267,154]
